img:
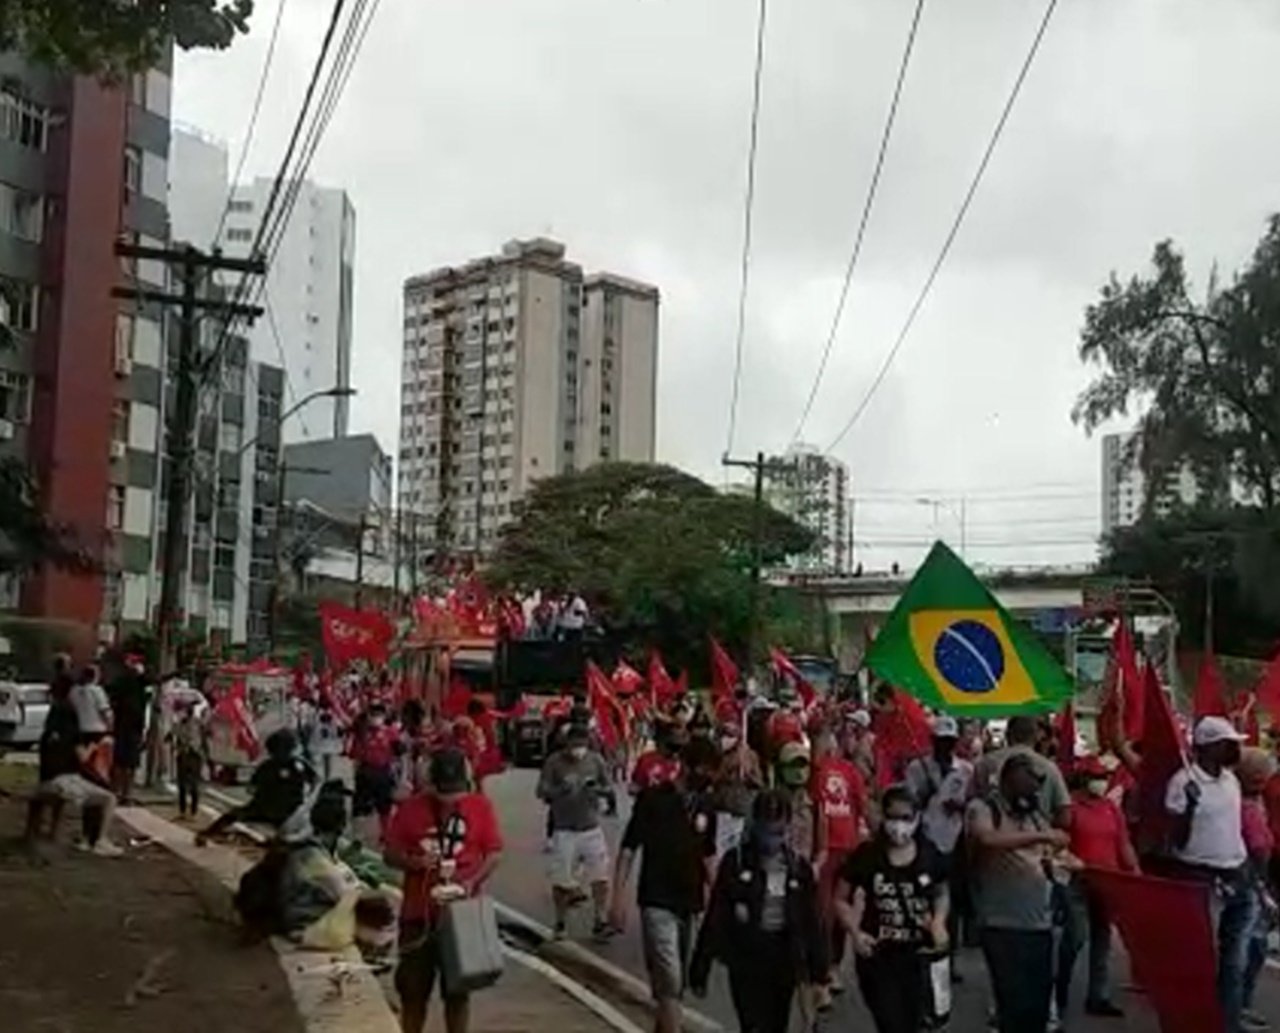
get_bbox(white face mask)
[569,746,588,761]
[719,736,739,753]
[884,817,919,846]
[1086,779,1109,798]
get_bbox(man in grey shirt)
[537,722,614,939]
[967,752,1071,1033]
[974,715,1070,828]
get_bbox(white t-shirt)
[69,682,112,735]
[560,596,588,631]
[1165,764,1247,869]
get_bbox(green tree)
[0,456,97,577]
[488,462,815,672]
[0,0,253,77]
[1073,216,1280,508]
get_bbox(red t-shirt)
[766,710,806,751]
[810,756,867,853]
[630,750,681,793]
[1069,794,1130,870]
[1263,774,1280,852]
[352,724,398,769]
[385,792,503,923]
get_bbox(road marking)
[503,944,646,1033]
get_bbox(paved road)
[486,767,1278,1033]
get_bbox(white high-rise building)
[399,238,659,556]
[766,444,850,573]
[1101,431,1202,533]
[221,178,356,443]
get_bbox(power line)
[827,0,1060,453]
[724,0,769,459]
[856,478,1095,497]
[788,0,927,446]
[263,286,311,440]
[213,0,291,245]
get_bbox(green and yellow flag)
[864,541,1074,716]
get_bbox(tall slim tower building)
[220,178,355,443]
[399,239,658,556]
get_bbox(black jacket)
[689,843,827,989]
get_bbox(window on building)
[228,199,253,214]
[123,146,141,203]
[0,277,37,332]
[226,227,253,243]
[219,422,242,453]
[111,399,129,444]
[215,544,236,569]
[107,485,125,530]
[0,183,43,242]
[0,370,31,423]
[0,90,48,151]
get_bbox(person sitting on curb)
[196,728,314,845]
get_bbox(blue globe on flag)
[933,619,1005,693]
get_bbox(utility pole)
[267,461,328,654]
[723,450,767,673]
[114,241,264,784]
[393,506,403,605]
[354,513,367,609]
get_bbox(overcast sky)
[173,0,1280,571]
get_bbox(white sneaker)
[93,840,125,858]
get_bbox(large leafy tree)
[0,456,97,576]
[1073,216,1280,508]
[1,0,252,77]
[488,462,816,671]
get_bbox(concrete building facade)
[220,177,355,443]
[766,444,850,574]
[282,433,392,523]
[1101,431,1203,534]
[399,239,658,558]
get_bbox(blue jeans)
[1055,878,1114,1011]
[1212,870,1258,1033]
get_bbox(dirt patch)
[0,764,306,1033]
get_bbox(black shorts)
[114,732,143,769]
[395,922,467,1006]
[353,765,395,818]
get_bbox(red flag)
[1256,648,1280,721]
[709,637,739,700]
[586,660,630,751]
[769,647,817,709]
[1134,663,1187,854]
[1238,693,1261,746]
[1096,655,1124,755]
[612,660,645,696]
[1193,650,1229,719]
[441,677,471,719]
[1114,621,1145,742]
[319,601,394,669]
[649,652,679,708]
[674,670,689,696]
[1088,868,1222,1033]
[1055,703,1078,777]
[871,690,931,790]
[214,677,262,760]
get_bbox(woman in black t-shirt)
[835,785,949,1033]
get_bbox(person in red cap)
[1058,755,1137,1020]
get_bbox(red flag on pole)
[674,669,689,696]
[319,601,394,669]
[871,690,931,790]
[769,647,817,709]
[1133,663,1187,854]
[1088,868,1223,1033]
[709,637,739,701]
[1193,650,1229,719]
[1114,621,1145,742]
[586,660,630,751]
[1096,655,1124,755]
[214,677,262,760]
[612,660,645,696]
[648,651,679,709]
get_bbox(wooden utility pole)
[114,241,264,784]
[722,451,767,672]
[354,513,367,609]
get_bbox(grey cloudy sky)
[173,0,1280,570]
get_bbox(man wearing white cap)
[1165,715,1253,1033]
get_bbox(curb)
[493,900,724,1033]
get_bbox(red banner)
[586,660,630,752]
[1193,650,1229,719]
[769,647,816,709]
[709,636,740,701]
[649,651,679,709]
[319,601,394,669]
[1088,868,1222,1033]
[613,660,645,696]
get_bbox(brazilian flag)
[865,541,1074,716]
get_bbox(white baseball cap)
[1192,715,1245,747]
[932,715,960,739]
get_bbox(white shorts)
[42,773,114,808]
[549,827,610,889]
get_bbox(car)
[0,683,51,750]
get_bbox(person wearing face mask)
[538,722,615,940]
[610,739,720,1033]
[689,789,827,1033]
[1058,755,1136,1022]
[775,741,825,867]
[1164,716,1254,1033]
[966,752,1071,1033]
[712,722,763,861]
[834,785,948,1033]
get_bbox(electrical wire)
[724,0,769,458]
[788,0,927,447]
[826,0,1060,453]
[213,0,291,246]
[263,286,311,440]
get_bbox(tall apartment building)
[765,444,850,573]
[1101,431,1203,534]
[0,54,174,644]
[399,239,658,556]
[220,176,355,443]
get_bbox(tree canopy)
[1,0,253,77]
[487,462,816,669]
[0,457,97,577]
[1073,215,1280,509]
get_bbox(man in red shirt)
[810,726,867,997]
[629,719,685,796]
[1061,755,1137,1020]
[385,749,503,1033]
